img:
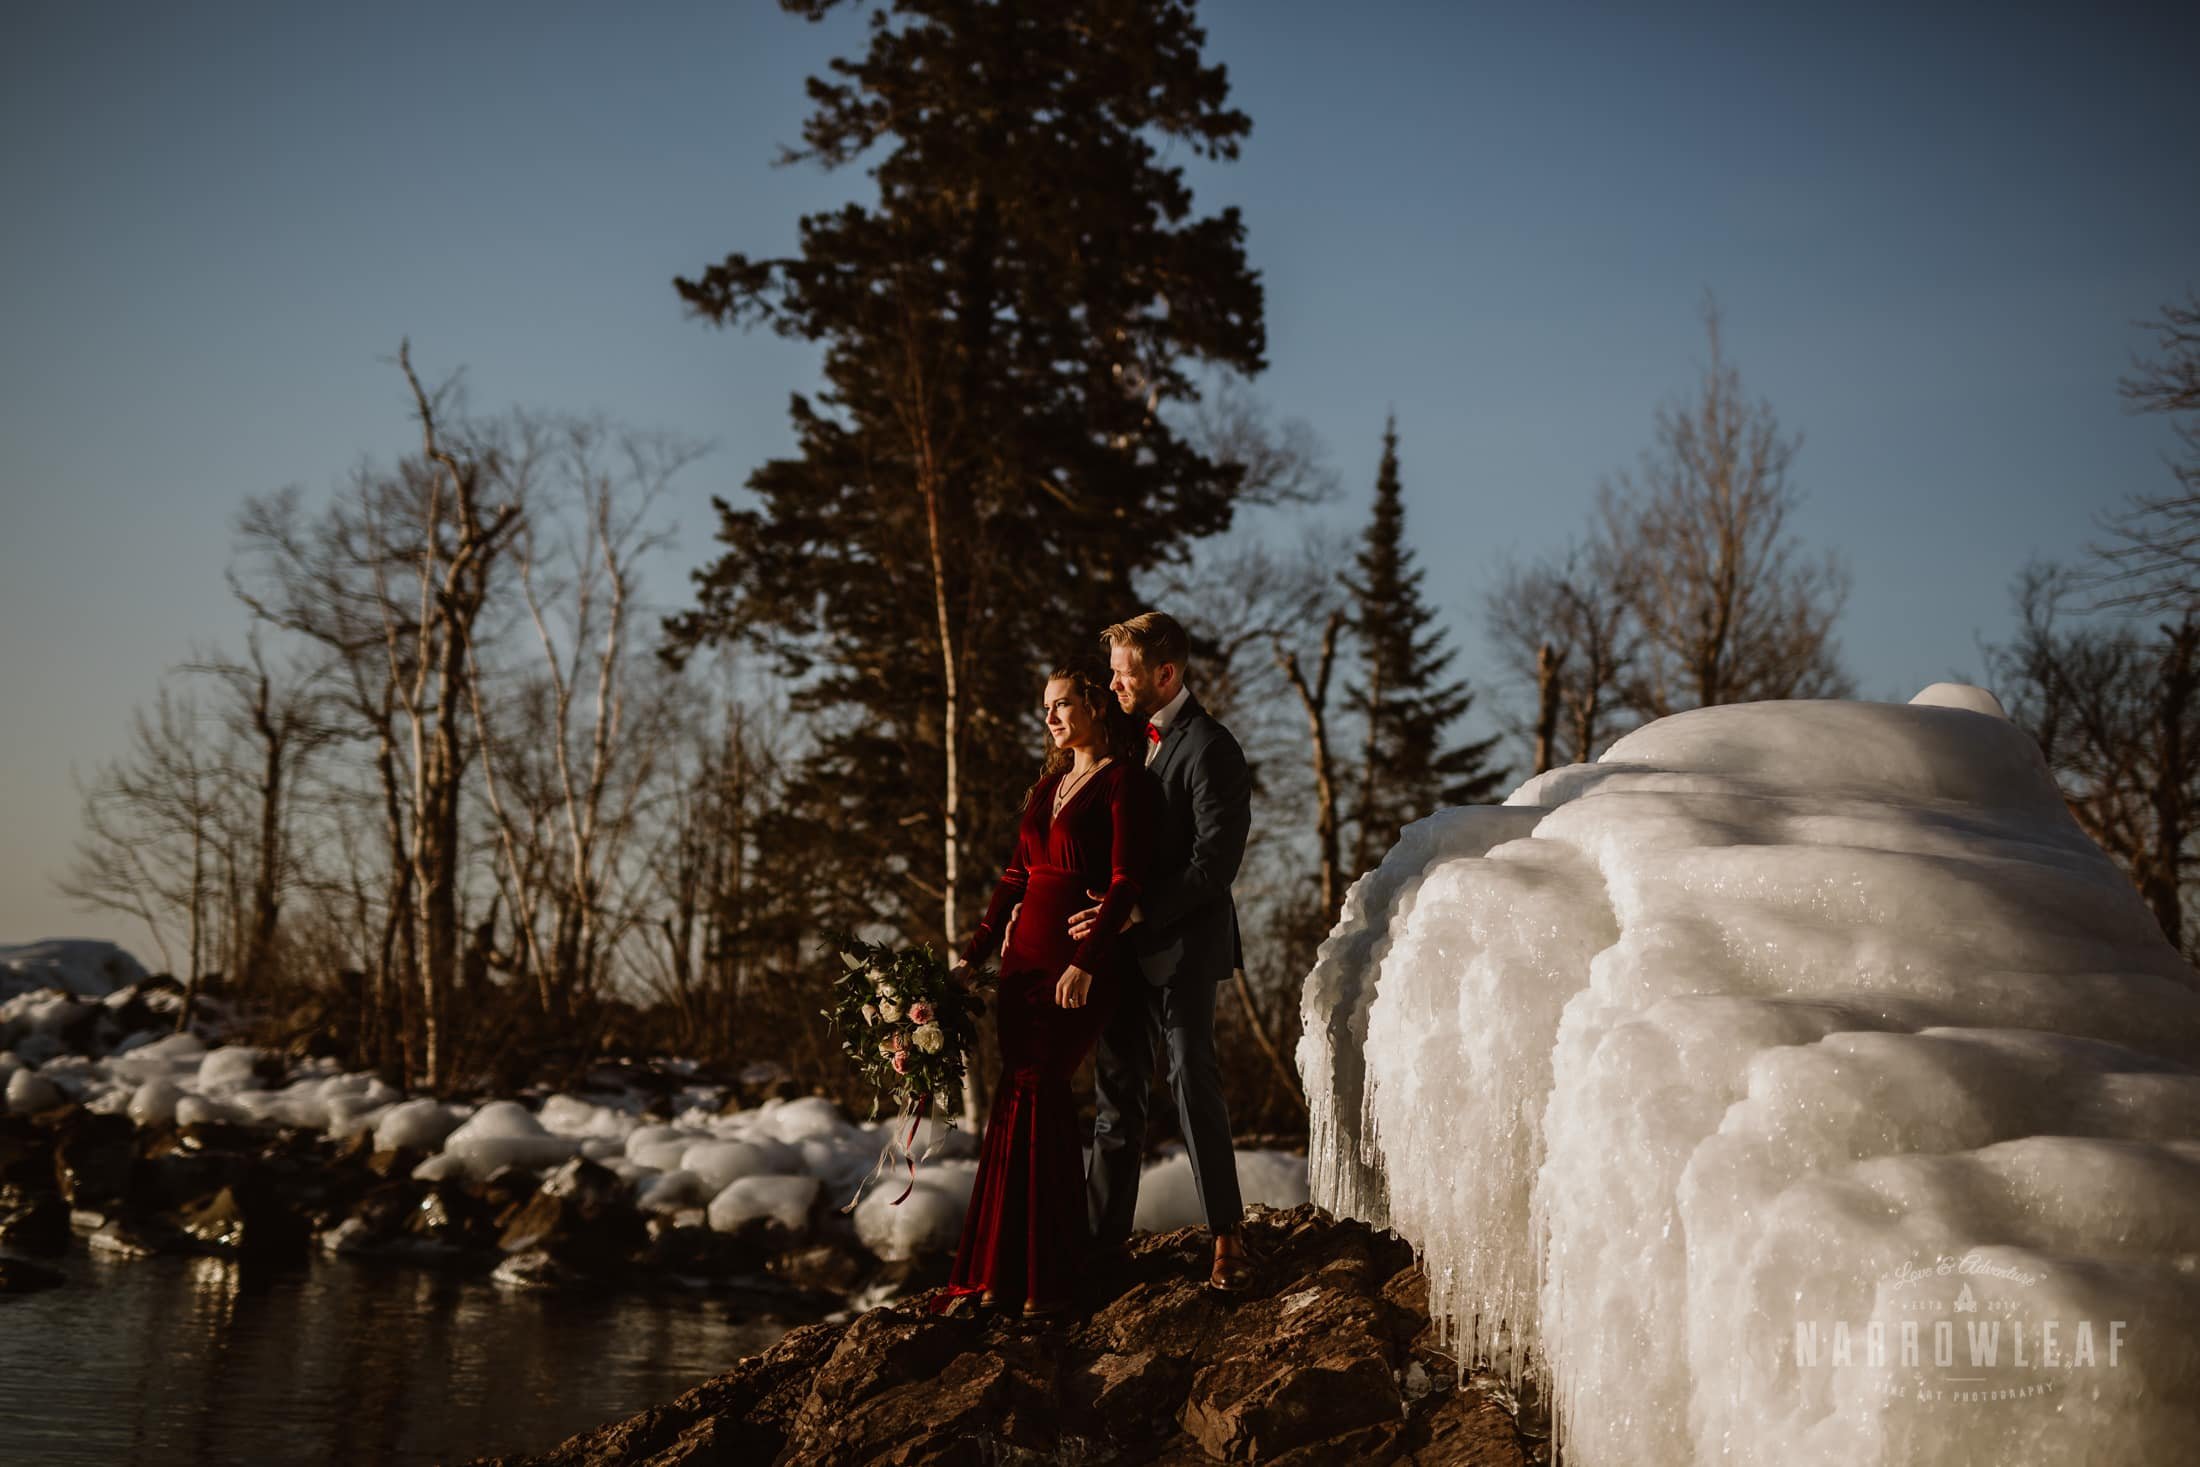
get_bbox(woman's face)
[1043,677,1097,752]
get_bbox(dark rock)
[475,1205,1534,1467]
[51,1112,135,1209]
[493,1159,646,1282]
[646,1224,762,1280]
[767,1239,867,1294]
[329,1129,376,1168]
[175,1181,311,1261]
[0,1116,55,1190]
[366,1146,423,1180]
[408,1181,503,1250]
[0,1255,66,1295]
[1179,1336,1403,1461]
[0,1185,70,1254]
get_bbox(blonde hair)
[1100,610,1191,675]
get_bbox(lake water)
[0,1247,793,1466]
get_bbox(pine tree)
[1345,417,1506,871]
[661,1,1267,959]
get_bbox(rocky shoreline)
[470,1204,1540,1467]
[0,1083,954,1325]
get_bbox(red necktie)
[1146,723,1162,745]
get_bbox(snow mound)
[1300,689,2200,1466]
[854,1159,978,1261]
[707,1174,823,1236]
[681,1137,802,1193]
[440,1100,577,1179]
[0,940,147,1000]
[1131,1149,1310,1233]
[374,1098,469,1153]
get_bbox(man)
[1071,610,1253,1292]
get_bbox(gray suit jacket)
[1128,693,1250,987]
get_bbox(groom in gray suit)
[1072,610,1252,1291]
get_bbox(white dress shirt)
[1144,683,1192,766]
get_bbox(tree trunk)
[2147,619,2197,951]
[1277,611,1344,925]
[1534,641,1564,775]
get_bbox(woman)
[936,662,1157,1318]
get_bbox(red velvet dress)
[938,758,1156,1311]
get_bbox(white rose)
[912,1023,945,1054]
[861,1003,879,1025]
[879,999,902,1023]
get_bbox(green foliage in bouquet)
[822,931,986,1122]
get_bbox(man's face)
[1109,643,1174,718]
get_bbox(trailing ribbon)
[840,1090,941,1214]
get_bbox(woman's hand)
[949,959,976,991]
[1055,965,1094,1009]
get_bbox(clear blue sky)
[3,1,2194,954]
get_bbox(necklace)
[1052,757,1110,816]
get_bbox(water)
[0,1247,793,1466]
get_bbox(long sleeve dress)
[936,757,1157,1311]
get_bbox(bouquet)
[823,932,987,1207]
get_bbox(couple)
[939,611,1252,1318]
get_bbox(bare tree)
[1601,299,1852,716]
[56,684,227,1027]
[376,345,524,1088]
[1988,563,2200,950]
[466,417,697,1019]
[1486,541,1640,772]
[2092,292,2200,614]
[182,631,342,999]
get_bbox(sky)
[2,0,2194,957]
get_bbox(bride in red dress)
[939,662,1157,1318]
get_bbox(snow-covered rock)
[0,940,147,1000]
[374,1098,468,1154]
[440,1100,577,1179]
[195,1046,265,1095]
[1131,1149,1309,1233]
[6,1067,63,1114]
[681,1137,802,1193]
[707,1174,823,1237]
[854,1159,978,1262]
[1301,687,2200,1466]
[127,1078,184,1127]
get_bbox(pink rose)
[892,1051,912,1074]
[908,1001,935,1024]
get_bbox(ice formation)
[1299,688,2200,1465]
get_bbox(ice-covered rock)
[538,1094,639,1141]
[0,940,147,1000]
[681,1137,802,1193]
[762,1096,859,1146]
[1302,688,2200,1466]
[374,1098,468,1154]
[6,1067,63,1114]
[854,1159,977,1261]
[174,1094,241,1127]
[1131,1149,1310,1233]
[127,1078,184,1128]
[634,1169,711,1213]
[195,1046,265,1095]
[440,1100,577,1179]
[707,1174,823,1237]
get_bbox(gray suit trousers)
[1086,973,1243,1244]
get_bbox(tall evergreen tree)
[661,1,1267,960]
[1345,418,1506,871]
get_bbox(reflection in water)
[0,1248,789,1466]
